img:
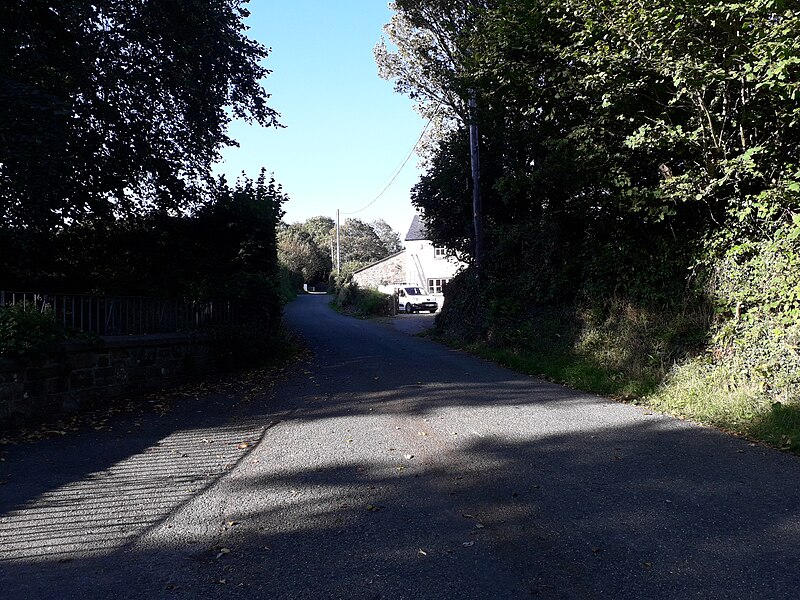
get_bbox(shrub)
[330,281,391,316]
[279,265,304,302]
[435,269,489,342]
[356,288,392,316]
[707,227,800,402]
[0,303,66,359]
[208,319,297,370]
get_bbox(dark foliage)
[0,0,278,233]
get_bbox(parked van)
[396,286,438,314]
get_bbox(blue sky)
[214,0,426,237]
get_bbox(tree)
[277,225,330,284]
[0,0,279,234]
[370,219,403,254]
[383,0,800,303]
[301,216,336,263]
[375,0,491,161]
[339,218,390,268]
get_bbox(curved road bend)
[1,293,800,599]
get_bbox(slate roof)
[404,214,428,241]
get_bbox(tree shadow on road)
[2,295,800,598]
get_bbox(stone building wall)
[351,251,406,290]
[0,334,217,426]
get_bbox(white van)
[396,286,438,314]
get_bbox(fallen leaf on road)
[226,521,240,527]
[366,504,383,512]
[462,541,474,547]
[418,548,427,556]
[215,548,231,559]
[462,513,475,519]
[475,523,485,529]
[404,454,414,460]
[237,442,250,449]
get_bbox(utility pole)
[468,88,483,272]
[336,209,341,276]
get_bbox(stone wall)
[0,334,217,427]
[352,251,406,290]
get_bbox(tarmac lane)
[1,293,800,599]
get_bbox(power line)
[341,118,432,216]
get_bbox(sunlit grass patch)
[647,359,800,451]
[456,342,657,399]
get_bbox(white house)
[351,215,465,301]
[401,214,464,295]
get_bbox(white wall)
[405,240,464,295]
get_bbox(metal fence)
[0,291,238,336]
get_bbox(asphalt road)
[2,294,800,599]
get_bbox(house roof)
[405,214,428,241]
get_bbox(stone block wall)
[352,251,406,290]
[0,334,217,427]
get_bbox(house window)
[428,278,451,294]
[434,246,447,259]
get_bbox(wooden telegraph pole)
[336,209,341,275]
[468,88,483,271]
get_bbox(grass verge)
[437,336,658,399]
[647,360,800,452]
[432,318,800,455]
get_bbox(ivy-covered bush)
[708,224,800,400]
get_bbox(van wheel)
[405,303,413,314]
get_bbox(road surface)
[1,294,800,598]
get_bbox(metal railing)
[0,291,239,336]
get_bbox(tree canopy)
[338,218,394,267]
[370,219,403,254]
[276,216,404,285]
[278,224,331,284]
[379,0,800,300]
[0,0,279,233]
[378,0,800,411]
